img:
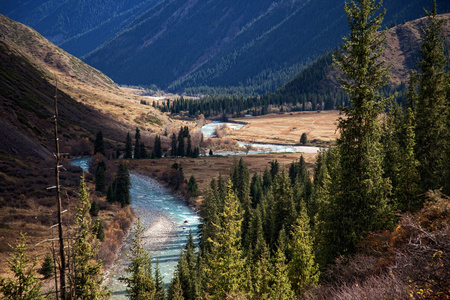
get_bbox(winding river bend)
[71,158,200,299]
[70,122,322,297]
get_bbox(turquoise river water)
[71,157,200,299]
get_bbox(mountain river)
[70,122,322,297]
[71,157,200,299]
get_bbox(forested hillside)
[159,12,450,119]
[84,0,450,94]
[0,0,161,56]
[3,0,447,94]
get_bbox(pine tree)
[325,0,393,260]
[154,260,166,300]
[171,133,178,157]
[186,136,192,158]
[124,217,156,299]
[89,200,100,217]
[270,248,294,300]
[177,131,185,157]
[134,127,141,159]
[154,135,162,158]
[252,244,272,299]
[125,132,133,159]
[113,162,131,207]
[288,201,319,297]
[139,142,148,159]
[410,1,449,193]
[0,233,44,300]
[205,179,245,299]
[168,273,185,300]
[94,130,105,155]
[93,219,105,242]
[39,253,54,279]
[95,160,106,192]
[177,231,200,300]
[70,175,109,299]
[300,133,308,145]
[271,170,296,246]
[187,175,199,197]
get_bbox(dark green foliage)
[93,219,105,242]
[169,162,185,190]
[300,133,308,145]
[319,0,394,263]
[94,130,105,155]
[78,0,445,93]
[134,127,141,159]
[171,133,177,157]
[139,142,148,159]
[382,103,421,211]
[0,233,44,300]
[89,200,100,217]
[39,253,54,279]
[176,232,200,300]
[154,135,162,158]
[95,160,106,192]
[270,170,296,247]
[187,175,199,197]
[154,260,166,300]
[124,132,133,159]
[109,163,131,207]
[250,173,263,208]
[168,273,184,300]
[269,160,280,179]
[410,2,449,193]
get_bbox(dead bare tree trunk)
[54,77,67,300]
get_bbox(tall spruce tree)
[134,127,141,159]
[113,162,131,207]
[205,179,245,299]
[270,248,294,300]
[288,201,319,297]
[125,132,133,159]
[324,0,393,261]
[410,1,449,193]
[124,217,156,299]
[95,160,106,192]
[94,130,105,155]
[70,175,109,299]
[154,135,162,158]
[171,133,178,157]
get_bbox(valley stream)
[71,157,200,299]
[70,121,322,297]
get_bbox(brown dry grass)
[128,152,317,201]
[230,110,340,145]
